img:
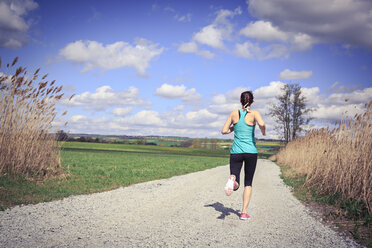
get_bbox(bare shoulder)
[250,110,263,119]
[230,109,240,123]
[230,109,239,116]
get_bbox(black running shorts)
[229,153,257,188]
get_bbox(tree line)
[57,130,224,149]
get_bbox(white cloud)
[326,87,372,105]
[65,115,132,134]
[65,108,222,137]
[178,41,214,59]
[251,82,288,124]
[178,41,198,53]
[193,25,225,49]
[312,103,365,121]
[193,7,241,49]
[329,82,361,93]
[178,7,241,58]
[155,83,202,105]
[291,33,315,51]
[225,87,250,102]
[60,83,372,139]
[301,87,321,107]
[123,110,165,126]
[59,39,163,77]
[196,50,215,59]
[234,41,288,60]
[240,20,288,42]
[62,85,150,111]
[155,84,188,98]
[279,69,313,80]
[234,42,256,59]
[111,107,133,117]
[248,0,372,50]
[212,94,227,105]
[239,20,317,52]
[70,115,88,122]
[176,13,192,22]
[207,83,298,138]
[0,0,38,48]
[253,82,371,125]
[208,87,250,115]
[250,83,372,138]
[253,81,285,98]
[173,105,185,111]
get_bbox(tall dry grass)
[276,101,372,212]
[0,57,70,179]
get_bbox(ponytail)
[243,103,250,111]
[240,91,254,111]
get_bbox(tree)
[269,83,313,143]
[291,84,313,140]
[179,140,193,147]
[210,138,218,150]
[56,130,68,141]
[192,138,201,148]
[134,139,145,145]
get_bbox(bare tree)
[291,84,313,140]
[269,83,313,143]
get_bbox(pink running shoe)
[224,176,235,196]
[240,213,251,220]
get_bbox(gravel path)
[0,159,363,247]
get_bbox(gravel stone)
[0,159,364,247]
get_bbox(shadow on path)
[204,202,240,219]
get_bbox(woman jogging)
[221,91,266,220]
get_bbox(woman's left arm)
[221,111,234,135]
[254,111,266,136]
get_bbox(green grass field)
[0,141,277,210]
[0,142,230,210]
[62,142,231,157]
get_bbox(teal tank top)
[230,109,257,154]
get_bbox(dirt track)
[0,159,363,247]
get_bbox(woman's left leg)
[242,186,252,213]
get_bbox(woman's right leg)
[229,154,243,189]
[241,153,257,214]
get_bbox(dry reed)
[0,57,68,179]
[276,101,372,213]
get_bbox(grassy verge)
[277,162,372,248]
[0,144,229,210]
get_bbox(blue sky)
[1,0,371,138]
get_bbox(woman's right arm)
[221,111,234,135]
[255,111,266,136]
